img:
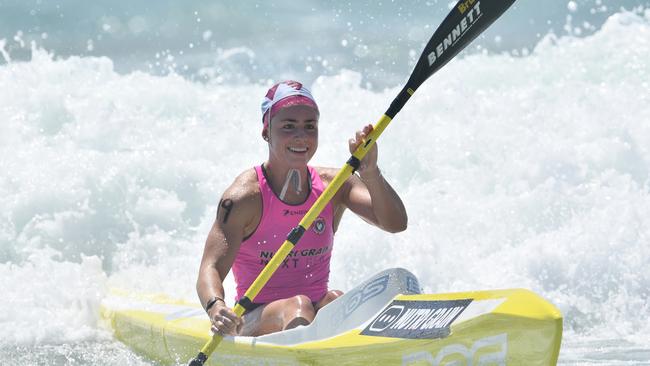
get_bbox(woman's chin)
[285,154,312,166]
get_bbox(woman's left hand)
[348,124,378,174]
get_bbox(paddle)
[188,1,517,364]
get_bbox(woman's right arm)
[196,178,259,335]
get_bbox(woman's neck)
[263,161,310,203]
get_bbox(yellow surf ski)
[101,268,562,365]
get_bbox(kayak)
[101,268,562,365]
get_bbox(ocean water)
[2,1,650,365]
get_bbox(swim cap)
[261,80,319,128]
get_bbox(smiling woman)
[195,80,408,337]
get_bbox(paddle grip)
[188,352,208,366]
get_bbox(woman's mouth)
[288,147,308,153]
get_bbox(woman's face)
[265,104,319,167]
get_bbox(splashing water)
[1,8,650,366]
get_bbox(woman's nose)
[293,128,307,138]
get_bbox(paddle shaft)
[189,1,517,364]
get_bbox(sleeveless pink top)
[232,165,335,304]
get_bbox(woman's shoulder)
[233,167,259,185]
[312,166,338,184]
[222,168,261,204]
[311,166,351,208]
[216,168,262,233]
[313,166,360,185]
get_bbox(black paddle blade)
[386,0,517,118]
[410,0,517,90]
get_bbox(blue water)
[2,1,650,365]
[2,0,648,88]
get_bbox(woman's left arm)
[342,124,408,233]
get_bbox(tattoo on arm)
[218,199,234,223]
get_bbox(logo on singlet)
[283,209,308,216]
[313,217,326,234]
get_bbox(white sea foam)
[1,9,649,364]
[0,249,107,346]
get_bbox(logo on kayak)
[312,217,326,234]
[367,304,406,332]
[406,276,420,294]
[401,333,507,365]
[344,275,389,316]
[361,299,471,339]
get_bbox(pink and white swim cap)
[261,80,319,128]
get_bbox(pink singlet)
[232,165,335,304]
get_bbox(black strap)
[287,226,305,245]
[236,296,256,312]
[347,156,361,173]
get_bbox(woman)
[196,80,407,336]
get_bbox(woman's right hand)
[208,301,244,336]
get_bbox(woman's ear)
[262,128,269,141]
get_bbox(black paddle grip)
[188,352,208,366]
